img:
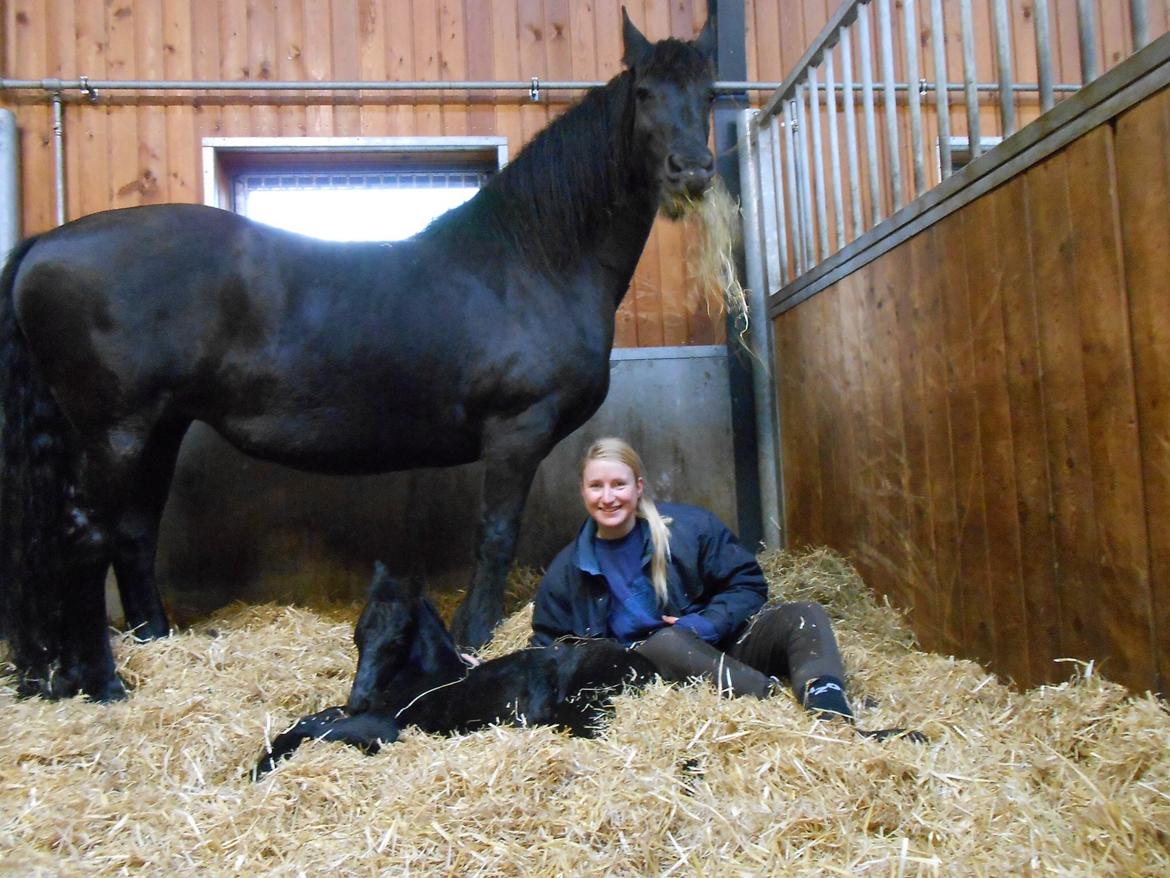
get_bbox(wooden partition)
[775,82,1170,694]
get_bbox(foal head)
[347,563,463,714]
[621,9,718,217]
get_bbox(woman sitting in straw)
[531,436,916,738]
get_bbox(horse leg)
[451,416,554,649]
[110,420,188,639]
[53,423,163,700]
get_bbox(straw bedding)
[2,548,1167,876]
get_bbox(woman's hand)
[661,615,678,624]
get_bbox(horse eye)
[636,86,653,102]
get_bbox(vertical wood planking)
[330,0,360,134]
[135,0,168,203]
[106,0,142,208]
[516,0,548,144]
[248,0,280,136]
[961,189,1029,683]
[163,0,197,203]
[302,0,334,135]
[386,0,415,136]
[1026,145,1101,675]
[937,208,997,668]
[48,0,79,221]
[219,0,250,135]
[994,173,1062,685]
[13,1,51,232]
[1115,87,1170,693]
[463,0,495,136]
[357,0,389,137]
[438,0,468,135]
[1062,126,1154,689]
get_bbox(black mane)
[423,72,636,275]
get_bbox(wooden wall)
[0,0,730,348]
[775,82,1170,694]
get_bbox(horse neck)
[469,72,659,306]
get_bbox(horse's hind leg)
[110,419,189,639]
[53,421,173,700]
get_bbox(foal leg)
[451,414,554,649]
[110,420,189,639]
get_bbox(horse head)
[621,7,717,218]
[347,562,465,714]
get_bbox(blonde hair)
[579,437,672,604]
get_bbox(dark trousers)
[632,602,846,702]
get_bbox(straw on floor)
[2,548,1167,877]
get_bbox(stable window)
[202,137,508,242]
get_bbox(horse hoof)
[858,727,928,744]
[85,675,129,703]
[126,621,171,642]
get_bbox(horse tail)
[0,234,71,693]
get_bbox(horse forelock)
[637,37,715,84]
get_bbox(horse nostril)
[666,153,686,174]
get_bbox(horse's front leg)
[451,415,554,649]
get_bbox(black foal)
[254,564,656,778]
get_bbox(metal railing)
[744,0,1162,294]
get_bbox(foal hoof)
[84,675,129,703]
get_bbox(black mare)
[0,11,717,700]
[253,563,656,778]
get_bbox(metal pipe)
[824,44,846,251]
[930,0,953,178]
[1131,0,1149,50]
[0,109,20,253]
[902,0,925,197]
[0,77,781,94]
[794,88,817,267]
[50,92,65,226]
[1034,0,1055,111]
[877,0,903,210]
[993,0,1016,136]
[782,101,804,277]
[959,0,982,160]
[858,2,882,227]
[735,110,783,551]
[1076,0,1099,84]
[767,116,790,285]
[756,117,782,292]
[839,26,863,239]
[807,65,830,259]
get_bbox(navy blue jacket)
[530,503,767,649]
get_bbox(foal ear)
[621,7,652,69]
[694,5,717,62]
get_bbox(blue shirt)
[594,528,661,644]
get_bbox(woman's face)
[580,458,644,539]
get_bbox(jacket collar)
[574,516,652,575]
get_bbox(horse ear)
[694,7,717,62]
[621,7,652,69]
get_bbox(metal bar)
[782,100,805,276]
[1076,0,1099,84]
[0,109,20,253]
[903,0,926,197]
[877,0,904,209]
[50,93,65,226]
[755,117,782,292]
[1034,0,1055,111]
[931,0,953,178]
[824,44,847,251]
[767,116,791,284]
[1132,0,1150,50]
[794,86,817,267]
[807,65,831,259]
[734,111,783,551]
[0,77,783,94]
[858,2,882,226]
[758,0,865,123]
[839,26,864,239]
[959,0,982,160]
[993,0,1016,136]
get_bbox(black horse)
[0,11,717,700]
[253,563,656,778]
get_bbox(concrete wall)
[149,345,737,621]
